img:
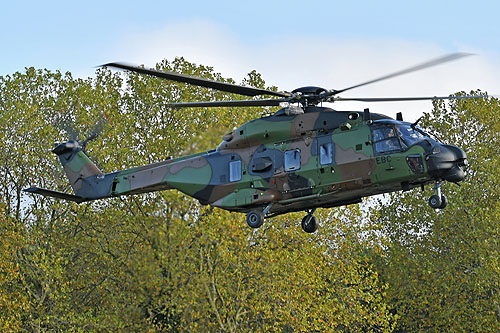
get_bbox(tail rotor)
[53,114,107,152]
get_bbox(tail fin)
[52,141,102,196]
[24,141,115,203]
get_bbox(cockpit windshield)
[397,124,429,147]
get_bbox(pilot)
[374,127,399,152]
[384,128,399,151]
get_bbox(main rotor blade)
[334,53,473,95]
[103,62,290,98]
[166,98,288,108]
[334,95,485,102]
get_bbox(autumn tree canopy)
[0,59,395,331]
[0,58,497,331]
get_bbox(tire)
[428,194,442,209]
[246,210,264,228]
[301,215,318,233]
[439,195,448,209]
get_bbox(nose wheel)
[428,182,448,209]
[301,209,318,233]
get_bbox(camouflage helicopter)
[25,53,477,233]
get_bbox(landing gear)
[245,204,320,233]
[246,203,273,229]
[428,182,448,209]
[301,209,318,233]
[428,195,442,209]
[439,195,448,209]
[246,210,264,228]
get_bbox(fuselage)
[108,106,465,216]
[48,106,467,217]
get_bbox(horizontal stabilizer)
[23,187,87,203]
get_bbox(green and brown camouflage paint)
[44,106,441,217]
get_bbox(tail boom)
[25,141,213,203]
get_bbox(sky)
[1,0,499,121]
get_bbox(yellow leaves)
[0,210,29,331]
[375,94,500,331]
[0,61,400,331]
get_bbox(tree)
[375,92,500,331]
[0,203,28,331]
[0,59,395,331]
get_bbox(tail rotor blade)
[81,118,107,148]
[54,116,80,141]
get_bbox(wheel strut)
[262,202,273,216]
[433,181,442,198]
[428,181,447,209]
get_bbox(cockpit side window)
[372,126,402,154]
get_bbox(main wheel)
[246,210,264,228]
[301,215,318,233]
[428,194,442,209]
[439,195,448,209]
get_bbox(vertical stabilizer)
[52,141,102,195]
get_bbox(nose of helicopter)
[426,144,467,183]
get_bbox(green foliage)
[2,58,498,331]
[0,58,395,331]
[0,203,29,331]
[375,92,500,331]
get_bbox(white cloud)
[111,19,500,122]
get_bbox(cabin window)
[284,149,301,171]
[320,143,333,165]
[251,157,273,172]
[229,160,242,182]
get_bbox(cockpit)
[372,122,431,154]
[397,124,429,147]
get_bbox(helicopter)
[25,53,477,233]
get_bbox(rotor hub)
[291,86,328,95]
[290,86,331,106]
